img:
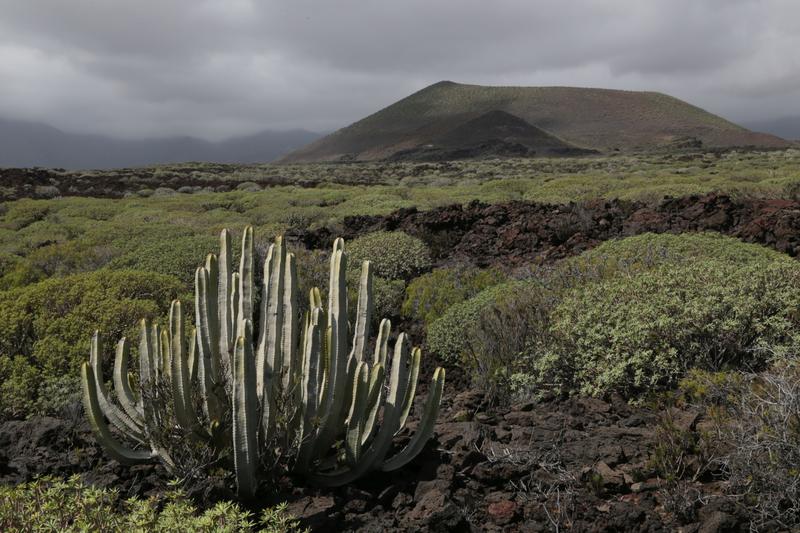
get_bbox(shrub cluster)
[402,265,506,328]
[370,276,406,321]
[0,476,304,532]
[337,230,434,322]
[108,234,218,284]
[427,233,800,400]
[544,260,800,397]
[0,270,182,419]
[427,281,523,363]
[550,231,792,287]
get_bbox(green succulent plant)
[81,227,445,498]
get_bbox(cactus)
[81,299,215,472]
[82,227,445,498]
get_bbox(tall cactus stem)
[351,261,373,362]
[217,229,234,378]
[232,320,258,499]
[237,226,254,338]
[81,363,153,464]
[113,337,143,424]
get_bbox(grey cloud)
[0,0,797,139]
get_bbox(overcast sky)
[0,0,797,140]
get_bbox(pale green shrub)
[541,260,800,397]
[347,231,431,280]
[402,265,506,328]
[0,476,305,532]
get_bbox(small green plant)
[587,472,604,497]
[0,475,305,532]
[647,404,707,484]
[260,503,307,533]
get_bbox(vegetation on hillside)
[1,150,799,296]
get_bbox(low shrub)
[25,240,117,280]
[0,253,45,289]
[0,476,305,532]
[1,201,50,231]
[0,355,39,418]
[347,231,431,281]
[677,361,800,529]
[541,260,800,397]
[0,359,81,419]
[550,231,792,288]
[462,279,561,400]
[372,276,406,320]
[402,265,506,328]
[0,270,182,419]
[29,373,83,417]
[427,281,524,363]
[108,234,218,285]
[434,233,800,401]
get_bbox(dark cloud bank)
[0,0,798,150]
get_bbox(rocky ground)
[0,371,742,532]
[0,161,420,201]
[300,192,800,267]
[0,165,316,201]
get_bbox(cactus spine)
[82,227,445,497]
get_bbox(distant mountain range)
[0,118,321,169]
[282,81,793,162]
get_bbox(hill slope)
[388,110,596,161]
[283,81,790,162]
[0,118,320,169]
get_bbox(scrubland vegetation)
[0,476,305,532]
[4,148,800,204]
[2,149,800,530]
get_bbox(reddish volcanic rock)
[487,499,518,524]
[297,193,800,270]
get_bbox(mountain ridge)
[0,118,320,169]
